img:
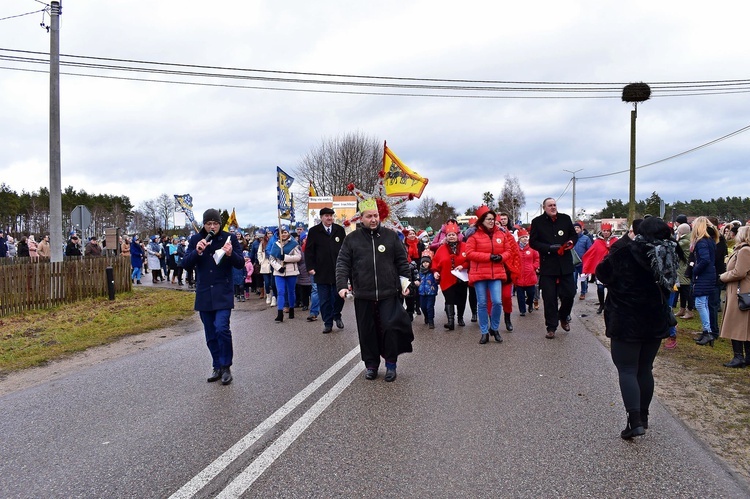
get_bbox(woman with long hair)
[690,216,718,346]
[596,217,682,439]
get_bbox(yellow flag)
[223,208,239,232]
[308,182,317,197]
[382,144,428,198]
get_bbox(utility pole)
[49,1,63,262]
[621,82,651,224]
[563,169,583,220]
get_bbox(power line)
[0,8,46,22]
[578,123,750,180]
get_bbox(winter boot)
[745,341,750,366]
[504,312,513,332]
[724,340,746,368]
[457,312,465,327]
[444,305,455,330]
[676,307,687,318]
[621,410,645,440]
[270,295,277,307]
[681,309,694,320]
[696,331,715,347]
[428,319,435,329]
[274,310,284,323]
[288,307,295,319]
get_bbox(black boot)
[640,409,649,430]
[428,319,435,329]
[444,305,455,330]
[288,307,294,319]
[471,312,478,322]
[491,328,503,343]
[621,410,645,440]
[479,333,489,344]
[696,331,714,347]
[457,309,465,327]
[724,340,745,368]
[596,303,604,314]
[504,312,513,332]
[745,341,750,366]
[275,310,284,323]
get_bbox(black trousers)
[442,281,468,319]
[539,273,576,331]
[610,338,661,413]
[354,295,413,368]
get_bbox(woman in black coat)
[596,217,682,439]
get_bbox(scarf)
[405,238,420,262]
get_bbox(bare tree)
[295,131,382,203]
[137,200,159,234]
[482,191,496,210]
[155,194,175,231]
[413,195,436,227]
[497,174,526,225]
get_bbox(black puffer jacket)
[596,238,672,341]
[336,224,410,301]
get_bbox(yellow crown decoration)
[359,198,378,212]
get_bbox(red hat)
[469,217,477,226]
[601,223,613,231]
[445,221,459,234]
[517,228,529,237]
[475,205,492,219]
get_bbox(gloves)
[549,244,561,254]
[490,254,502,262]
[558,240,575,255]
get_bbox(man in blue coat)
[182,208,245,385]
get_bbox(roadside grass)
[661,312,750,395]
[0,288,195,373]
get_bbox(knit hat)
[419,255,432,267]
[203,208,221,224]
[573,222,583,229]
[676,223,691,237]
[675,214,688,225]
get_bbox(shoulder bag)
[738,282,750,311]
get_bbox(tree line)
[595,191,750,222]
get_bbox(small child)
[515,229,539,316]
[417,255,439,329]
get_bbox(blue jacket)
[130,240,143,267]
[418,269,439,296]
[182,229,245,311]
[692,237,716,297]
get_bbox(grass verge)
[0,288,195,373]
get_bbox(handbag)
[571,250,582,266]
[738,283,750,312]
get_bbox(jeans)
[275,275,297,310]
[474,279,502,334]
[419,295,436,321]
[262,273,274,294]
[199,309,233,369]
[131,266,142,281]
[694,294,712,333]
[310,279,320,316]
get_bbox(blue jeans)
[275,275,297,310]
[309,279,320,316]
[474,279,503,334]
[131,266,141,281]
[199,309,233,369]
[318,283,344,327]
[694,295,712,333]
[419,295,436,321]
[262,273,274,294]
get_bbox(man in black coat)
[305,207,347,334]
[182,208,245,385]
[336,201,413,382]
[529,198,578,339]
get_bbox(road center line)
[216,362,363,498]
[168,345,360,499]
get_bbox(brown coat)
[719,243,750,341]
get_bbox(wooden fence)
[0,256,133,316]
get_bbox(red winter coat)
[465,225,518,284]
[431,241,469,291]
[516,243,540,287]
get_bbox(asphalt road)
[1,289,748,498]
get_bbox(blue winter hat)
[280,224,290,232]
[150,235,157,241]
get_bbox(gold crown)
[359,198,377,212]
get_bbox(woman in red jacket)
[431,221,469,330]
[466,206,515,344]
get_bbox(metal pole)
[563,169,583,220]
[628,105,637,224]
[49,1,63,263]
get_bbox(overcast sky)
[2,0,749,228]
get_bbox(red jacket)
[431,241,469,291]
[516,242,540,287]
[465,226,518,284]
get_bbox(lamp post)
[563,168,582,220]
[621,82,651,224]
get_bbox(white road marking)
[216,362,363,498]
[168,345,360,499]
